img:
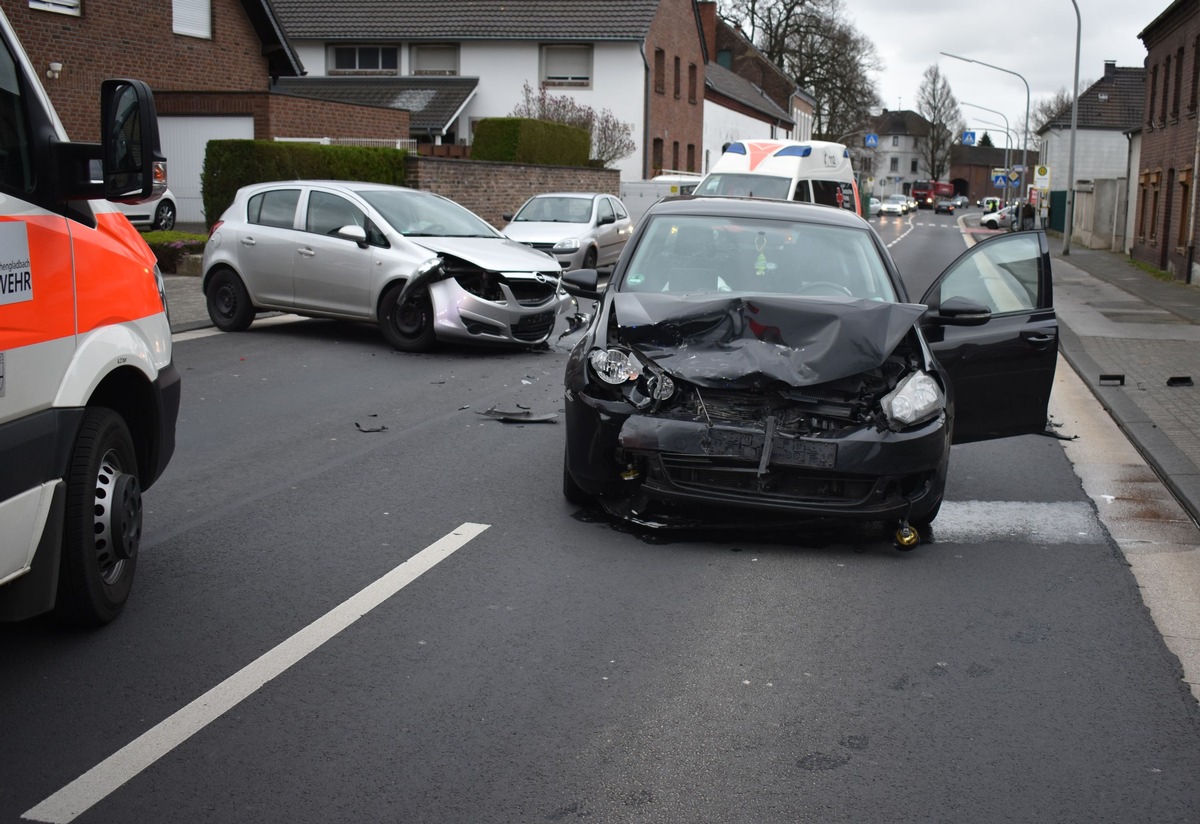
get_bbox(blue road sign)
[864,133,879,148]
[962,131,976,146]
[992,174,1009,188]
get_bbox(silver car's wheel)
[153,200,176,231]
[57,408,140,626]
[380,281,436,352]
[206,268,255,332]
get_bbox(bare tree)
[915,65,962,180]
[509,82,636,167]
[719,0,881,140]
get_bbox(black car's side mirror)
[927,295,992,326]
[563,268,604,300]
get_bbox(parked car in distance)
[934,198,955,215]
[868,197,882,217]
[114,188,177,231]
[201,181,571,352]
[503,193,634,271]
[980,205,1018,230]
[560,197,1058,546]
[879,194,908,216]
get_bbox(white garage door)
[159,116,254,227]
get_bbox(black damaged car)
[560,197,1058,547]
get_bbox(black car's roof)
[646,196,869,229]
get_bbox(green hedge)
[470,118,590,166]
[201,140,407,226]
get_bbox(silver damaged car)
[201,181,572,351]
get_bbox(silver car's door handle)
[240,237,256,246]
[298,248,315,257]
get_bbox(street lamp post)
[1063,0,1081,255]
[940,51,1031,206]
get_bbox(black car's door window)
[921,232,1058,444]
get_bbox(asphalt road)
[2,215,1199,823]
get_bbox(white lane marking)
[23,522,491,824]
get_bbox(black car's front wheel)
[380,281,436,352]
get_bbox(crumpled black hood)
[612,292,926,388]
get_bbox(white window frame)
[173,0,211,39]
[541,44,592,88]
[411,44,458,76]
[28,0,80,16]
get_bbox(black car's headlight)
[880,371,944,428]
[587,348,676,407]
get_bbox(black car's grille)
[654,455,877,503]
[511,310,556,341]
[661,377,890,434]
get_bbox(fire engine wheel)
[57,408,141,626]
[380,281,436,352]
[206,268,255,332]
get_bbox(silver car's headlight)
[589,348,640,385]
[554,238,582,252]
[881,371,944,427]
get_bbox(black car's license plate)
[704,428,836,469]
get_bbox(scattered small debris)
[477,406,558,423]
[355,421,388,433]
[1098,373,1125,386]
[1166,375,1193,387]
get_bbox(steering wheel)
[799,281,854,297]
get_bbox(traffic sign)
[961,131,976,146]
[1035,165,1051,187]
[864,133,879,148]
[992,174,1009,188]
[1008,170,1021,184]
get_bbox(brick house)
[1,0,410,223]
[268,0,706,181]
[1133,0,1199,281]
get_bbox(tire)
[56,408,141,626]
[582,247,598,270]
[153,199,176,231]
[562,445,589,505]
[206,268,255,332]
[380,281,436,352]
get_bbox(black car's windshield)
[619,214,898,302]
[693,173,791,200]
[512,196,593,223]
[360,189,501,238]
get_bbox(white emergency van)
[694,139,862,216]
[0,8,179,624]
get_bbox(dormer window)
[331,45,398,74]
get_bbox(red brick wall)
[644,0,704,177]
[1132,2,1200,280]
[2,0,271,140]
[153,92,411,141]
[407,157,619,228]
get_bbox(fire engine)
[0,8,179,624]
[911,180,955,209]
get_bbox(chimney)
[698,2,718,60]
[1104,60,1116,79]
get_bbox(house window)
[1173,47,1184,117]
[674,56,681,99]
[1149,65,1158,124]
[672,141,680,170]
[910,159,918,174]
[687,143,696,172]
[1191,36,1199,112]
[28,0,80,15]
[1137,180,1147,239]
[654,49,665,94]
[332,46,399,73]
[1150,174,1160,241]
[891,136,899,147]
[1162,55,1171,124]
[889,157,899,172]
[1179,170,1192,248]
[173,0,211,38]
[652,138,664,175]
[542,45,591,87]
[688,64,697,103]
[411,44,458,76]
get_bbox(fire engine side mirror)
[101,78,166,203]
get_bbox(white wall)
[1039,127,1131,189]
[702,100,784,174]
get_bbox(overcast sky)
[842,0,1159,145]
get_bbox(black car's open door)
[919,231,1058,444]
